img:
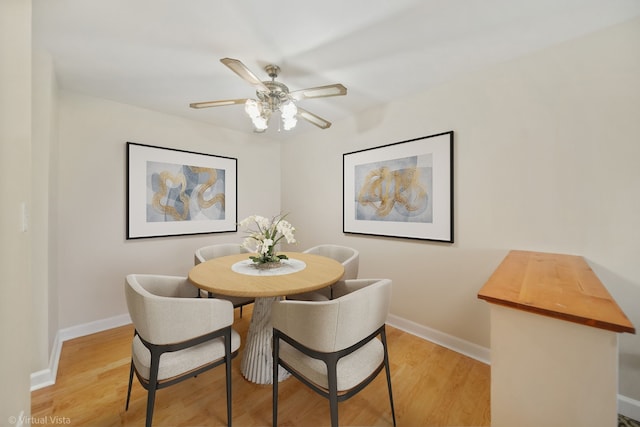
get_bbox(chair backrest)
[194,243,248,265]
[303,244,359,280]
[125,274,230,345]
[272,278,391,353]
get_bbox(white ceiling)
[32,0,640,138]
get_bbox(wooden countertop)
[478,250,635,334]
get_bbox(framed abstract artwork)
[343,131,453,242]
[126,142,237,239]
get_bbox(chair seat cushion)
[279,337,383,391]
[133,328,241,381]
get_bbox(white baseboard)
[619,394,640,422]
[56,313,132,343]
[386,313,491,365]
[30,313,131,391]
[15,410,25,427]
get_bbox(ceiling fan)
[190,58,347,132]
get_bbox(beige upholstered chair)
[288,244,359,301]
[272,278,396,427]
[194,243,255,317]
[124,274,240,427]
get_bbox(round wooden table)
[188,251,344,384]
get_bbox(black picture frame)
[343,131,454,242]
[126,142,237,239]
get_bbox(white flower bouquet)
[238,213,296,265]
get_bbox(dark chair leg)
[144,353,160,427]
[125,360,134,410]
[272,335,280,427]
[381,328,396,427]
[225,329,233,427]
[145,386,157,427]
[327,359,339,427]
[239,305,243,318]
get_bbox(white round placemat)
[231,258,306,276]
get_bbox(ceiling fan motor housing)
[257,80,290,112]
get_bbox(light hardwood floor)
[31,306,490,426]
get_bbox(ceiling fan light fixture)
[281,100,297,119]
[251,115,268,132]
[244,99,269,131]
[282,116,297,131]
[281,100,298,130]
[244,99,261,118]
[190,58,347,132]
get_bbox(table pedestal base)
[241,296,290,384]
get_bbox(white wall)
[31,50,58,374]
[55,91,281,329]
[1,0,33,421]
[282,17,640,400]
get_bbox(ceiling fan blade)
[290,84,347,101]
[189,98,249,109]
[220,58,269,92]
[297,107,332,129]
